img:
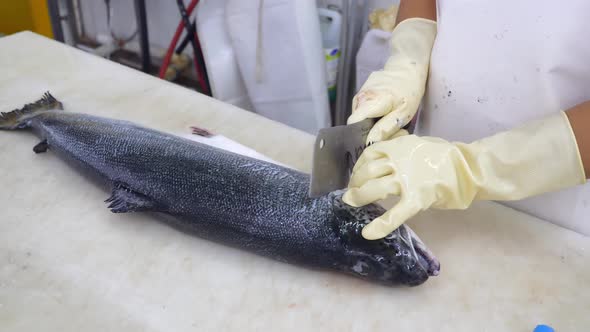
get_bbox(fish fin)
[105,183,162,213]
[33,140,49,153]
[0,92,64,130]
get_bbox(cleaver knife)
[309,118,375,197]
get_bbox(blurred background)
[0,0,400,134]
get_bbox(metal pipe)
[65,0,80,45]
[73,0,86,39]
[46,0,65,42]
[134,0,151,73]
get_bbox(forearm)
[396,0,437,25]
[566,101,590,177]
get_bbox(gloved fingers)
[366,103,411,143]
[347,91,396,125]
[348,158,394,188]
[348,142,388,174]
[343,175,400,207]
[391,129,410,139]
[361,199,421,240]
[352,134,409,173]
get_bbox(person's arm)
[396,0,437,24]
[566,101,590,177]
[347,0,438,143]
[344,106,587,240]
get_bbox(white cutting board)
[0,32,589,331]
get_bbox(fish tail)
[0,92,63,130]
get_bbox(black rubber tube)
[134,0,151,73]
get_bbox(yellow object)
[164,54,192,81]
[0,1,52,38]
[30,0,53,38]
[343,112,586,240]
[368,5,399,32]
[347,18,437,143]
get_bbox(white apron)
[417,0,590,235]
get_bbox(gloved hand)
[348,18,437,143]
[343,112,586,240]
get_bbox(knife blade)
[309,118,375,197]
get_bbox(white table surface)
[0,32,589,332]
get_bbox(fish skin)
[1,93,440,286]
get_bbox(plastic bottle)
[318,7,342,103]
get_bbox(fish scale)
[0,92,440,286]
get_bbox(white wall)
[317,0,399,14]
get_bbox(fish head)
[329,191,440,286]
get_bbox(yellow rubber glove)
[348,18,437,143]
[343,112,587,240]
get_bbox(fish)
[0,92,440,286]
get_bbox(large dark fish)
[0,93,440,286]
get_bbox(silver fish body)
[1,93,440,286]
